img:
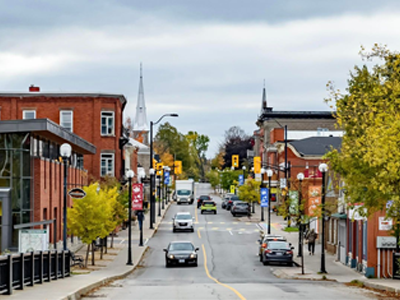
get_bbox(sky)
[1,0,400,157]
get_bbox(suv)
[201,201,217,214]
[197,195,211,208]
[172,212,194,232]
[231,201,250,217]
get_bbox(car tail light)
[213,202,216,206]
[262,243,267,248]
[228,200,232,204]
[265,249,272,254]
[286,250,293,255]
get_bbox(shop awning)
[331,213,347,219]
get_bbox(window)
[101,111,114,136]
[60,110,73,132]
[23,110,36,119]
[100,153,114,177]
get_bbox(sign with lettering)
[132,183,144,211]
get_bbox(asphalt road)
[83,183,379,300]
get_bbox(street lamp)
[60,143,72,251]
[161,166,166,210]
[157,172,162,217]
[260,168,266,221]
[126,169,134,265]
[297,172,304,258]
[149,113,178,229]
[149,168,155,229]
[242,165,246,180]
[319,162,328,274]
[266,169,273,234]
[165,166,170,204]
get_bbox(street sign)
[238,174,244,186]
[164,171,170,185]
[132,183,144,211]
[280,178,287,188]
[68,188,86,199]
[260,188,269,208]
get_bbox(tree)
[325,45,400,217]
[68,183,112,267]
[211,146,225,170]
[238,179,260,207]
[205,170,220,190]
[220,169,241,191]
[222,126,252,169]
[186,131,210,181]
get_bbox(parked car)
[231,201,250,217]
[201,201,217,214]
[197,195,212,208]
[258,235,287,261]
[172,212,194,232]
[226,196,241,210]
[164,241,199,267]
[221,193,235,209]
[261,241,294,266]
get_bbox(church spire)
[133,63,149,144]
[261,79,267,111]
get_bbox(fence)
[0,250,71,295]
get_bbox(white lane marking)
[120,239,125,244]
[220,222,225,224]
[229,231,233,235]
[144,238,149,245]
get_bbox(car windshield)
[169,243,194,251]
[231,196,240,201]
[175,214,192,220]
[235,203,248,207]
[268,242,290,250]
[203,202,214,206]
[200,195,210,200]
[177,190,191,196]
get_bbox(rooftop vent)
[29,85,40,92]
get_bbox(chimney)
[29,85,40,92]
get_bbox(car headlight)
[168,254,175,259]
[190,254,196,259]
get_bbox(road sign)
[164,171,170,185]
[132,183,144,211]
[238,174,244,186]
[260,188,269,208]
[68,188,86,199]
[280,178,287,188]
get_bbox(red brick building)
[0,87,136,181]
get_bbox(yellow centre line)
[195,205,199,223]
[197,228,201,239]
[202,244,246,300]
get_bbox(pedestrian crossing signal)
[232,155,239,168]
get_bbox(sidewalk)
[251,204,400,295]
[8,201,172,300]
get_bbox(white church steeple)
[133,63,149,145]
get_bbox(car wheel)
[214,211,217,215]
[191,228,194,232]
[166,261,170,268]
[177,202,181,205]
[259,254,262,262]
[287,262,293,267]
[201,211,204,214]
[263,259,269,266]
[173,228,176,232]
[232,213,236,217]
[194,259,198,267]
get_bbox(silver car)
[172,212,195,232]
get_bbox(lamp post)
[157,173,161,217]
[165,166,170,204]
[260,168,266,221]
[126,170,134,265]
[266,169,273,234]
[242,165,246,180]
[319,163,328,274]
[138,173,145,247]
[161,167,165,210]
[60,143,72,251]
[297,172,304,258]
[149,113,178,228]
[149,168,155,229]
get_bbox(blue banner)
[238,174,244,186]
[164,171,170,185]
[260,188,269,208]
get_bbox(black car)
[231,201,250,217]
[164,241,199,267]
[226,196,241,210]
[261,241,294,266]
[221,193,235,209]
[197,195,211,208]
[258,235,287,261]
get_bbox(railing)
[0,250,71,295]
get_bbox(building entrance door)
[338,220,347,264]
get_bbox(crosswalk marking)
[212,227,218,230]
[207,222,213,224]
[165,221,257,226]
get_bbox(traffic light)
[254,156,261,174]
[174,161,182,175]
[232,155,239,168]
[152,159,158,169]
[156,163,163,176]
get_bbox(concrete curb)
[363,281,400,295]
[152,202,172,236]
[271,268,336,282]
[62,246,149,300]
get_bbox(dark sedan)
[197,195,211,208]
[261,241,294,266]
[164,241,199,267]
[231,201,250,217]
[226,196,241,210]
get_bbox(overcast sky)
[1,0,400,157]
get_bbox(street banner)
[288,191,298,215]
[260,188,269,208]
[164,171,170,185]
[238,174,244,186]
[379,217,393,230]
[132,183,144,210]
[308,185,321,216]
[230,185,235,194]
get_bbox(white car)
[173,212,195,232]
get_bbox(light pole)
[260,168,266,221]
[319,163,328,274]
[126,170,134,265]
[161,167,165,210]
[242,165,246,180]
[266,169,273,234]
[149,113,178,228]
[149,168,155,229]
[297,172,304,258]
[138,173,145,247]
[157,172,161,217]
[60,143,72,251]
[165,166,170,204]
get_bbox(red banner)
[132,183,144,211]
[308,185,321,216]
